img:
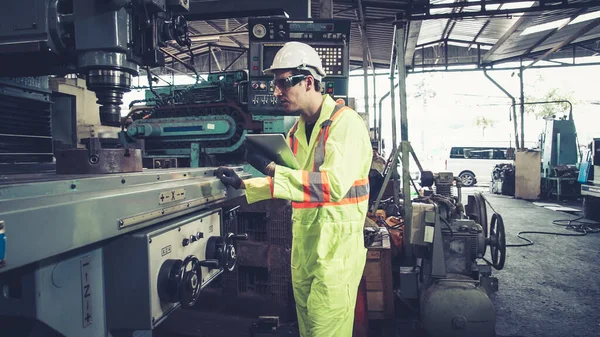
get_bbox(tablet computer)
[245,134,300,170]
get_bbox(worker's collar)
[301,94,335,127]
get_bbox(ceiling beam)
[522,7,589,56]
[204,19,246,48]
[481,3,534,64]
[524,17,600,69]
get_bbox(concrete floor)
[482,193,600,337]
[156,189,600,337]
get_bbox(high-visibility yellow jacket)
[244,94,372,337]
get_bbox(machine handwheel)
[206,236,226,269]
[467,192,489,255]
[224,243,237,272]
[179,255,202,308]
[157,259,184,304]
[488,213,506,270]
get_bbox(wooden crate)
[515,150,541,200]
[364,228,394,320]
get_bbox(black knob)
[278,31,286,38]
[196,232,204,239]
[182,238,190,246]
[190,235,197,242]
[198,259,220,269]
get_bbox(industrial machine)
[126,70,297,169]
[580,138,600,221]
[371,169,506,337]
[0,1,251,336]
[247,17,351,114]
[539,112,580,200]
[108,17,353,325]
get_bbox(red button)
[327,88,333,93]
[253,66,259,70]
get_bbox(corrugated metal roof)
[164,0,600,73]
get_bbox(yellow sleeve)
[272,110,372,202]
[243,177,274,204]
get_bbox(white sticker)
[207,124,215,130]
[81,256,92,328]
[424,226,434,243]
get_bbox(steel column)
[395,19,412,255]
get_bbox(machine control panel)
[103,209,244,331]
[248,18,351,115]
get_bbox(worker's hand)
[215,167,244,189]
[246,149,276,177]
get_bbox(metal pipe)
[389,29,400,207]
[210,47,223,72]
[372,67,377,145]
[519,66,525,149]
[188,30,249,40]
[483,69,519,149]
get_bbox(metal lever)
[227,233,248,241]
[198,259,220,269]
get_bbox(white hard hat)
[264,42,326,81]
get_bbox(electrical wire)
[488,197,600,247]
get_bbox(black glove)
[245,148,276,177]
[215,167,243,189]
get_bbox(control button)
[253,66,259,70]
[191,235,197,242]
[182,238,190,246]
[278,31,286,38]
[252,82,259,89]
[197,232,204,239]
[253,56,258,61]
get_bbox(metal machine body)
[127,70,297,168]
[247,18,351,114]
[386,172,505,337]
[581,138,600,221]
[0,167,250,336]
[0,0,192,127]
[0,2,257,336]
[539,114,580,199]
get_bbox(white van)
[445,145,515,187]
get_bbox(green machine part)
[134,70,298,168]
[541,117,578,178]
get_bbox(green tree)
[475,116,495,137]
[524,88,575,119]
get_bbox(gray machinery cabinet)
[104,209,224,331]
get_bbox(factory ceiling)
[158,0,600,75]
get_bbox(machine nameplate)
[81,255,92,328]
[118,193,227,229]
[161,245,172,257]
[159,188,186,204]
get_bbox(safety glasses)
[271,74,307,90]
